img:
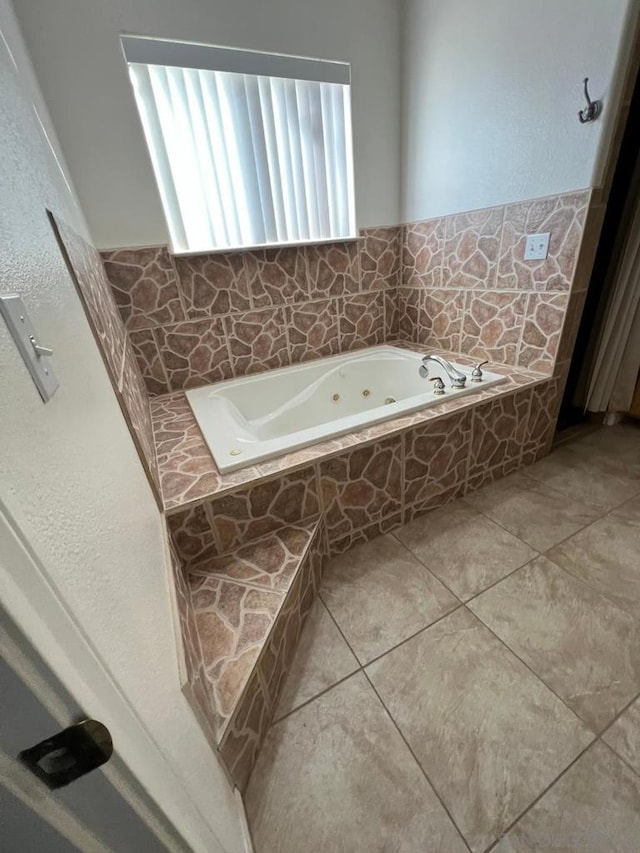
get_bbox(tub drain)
[385,396,397,404]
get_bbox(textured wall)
[13,0,401,248]
[0,3,242,850]
[401,0,634,223]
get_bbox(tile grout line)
[271,667,360,727]
[465,601,602,733]
[357,601,466,670]
[317,587,474,850]
[485,685,640,852]
[168,249,190,321]
[388,531,465,604]
[384,458,640,726]
[482,738,595,853]
[148,326,172,392]
[361,668,473,853]
[518,386,535,467]
[273,571,640,851]
[390,500,538,604]
[460,495,591,562]
[396,454,640,729]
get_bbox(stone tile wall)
[171,516,326,790]
[396,190,592,375]
[101,228,400,396]
[167,375,563,567]
[100,188,595,401]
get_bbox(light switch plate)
[0,294,59,402]
[524,232,550,261]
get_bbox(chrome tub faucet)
[419,354,467,388]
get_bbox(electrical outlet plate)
[524,232,550,261]
[0,294,59,402]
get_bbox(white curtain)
[129,63,355,253]
[583,180,640,414]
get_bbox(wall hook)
[578,77,601,123]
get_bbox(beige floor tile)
[245,672,467,853]
[603,697,640,775]
[395,502,537,600]
[611,492,640,523]
[367,608,592,853]
[548,514,640,620]
[465,471,600,551]
[493,743,640,853]
[569,422,640,477]
[274,598,359,720]
[469,556,640,731]
[524,443,640,510]
[320,534,459,663]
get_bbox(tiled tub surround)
[63,187,600,794]
[164,354,561,789]
[100,189,592,401]
[163,352,565,788]
[101,231,399,396]
[163,353,557,552]
[187,346,507,473]
[397,189,591,373]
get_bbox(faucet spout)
[420,355,467,388]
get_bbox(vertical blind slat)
[129,62,353,253]
[257,77,288,243]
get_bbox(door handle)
[19,719,113,789]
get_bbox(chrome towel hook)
[578,77,601,123]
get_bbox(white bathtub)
[186,346,506,472]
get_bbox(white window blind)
[122,37,356,254]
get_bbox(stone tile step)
[182,515,325,789]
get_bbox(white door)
[0,503,235,853]
[1,638,178,852]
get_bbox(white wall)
[401,0,635,223]
[0,3,242,851]
[12,0,401,249]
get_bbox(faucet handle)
[471,360,489,382]
[430,376,445,395]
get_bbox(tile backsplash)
[102,229,399,395]
[396,189,591,376]
[100,189,591,398]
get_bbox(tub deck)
[152,343,548,513]
[186,346,509,473]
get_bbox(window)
[121,36,356,254]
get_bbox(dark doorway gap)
[558,60,640,430]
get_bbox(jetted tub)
[186,346,506,472]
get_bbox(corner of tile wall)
[48,213,161,505]
[398,188,594,380]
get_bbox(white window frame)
[121,35,357,255]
